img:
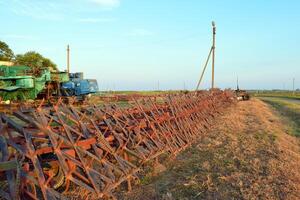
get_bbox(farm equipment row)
[0,90,235,199]
[0,65,98,103]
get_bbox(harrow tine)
[0,90,235,199]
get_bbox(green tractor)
[0,65,69,102]
[0,65,98,103]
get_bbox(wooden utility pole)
[211,21,216,89]
[67,45,70,74]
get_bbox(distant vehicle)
[0,65,98,103]
[234,77,250,101]
[235,89,250,101]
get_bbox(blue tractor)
[60,72,98,102]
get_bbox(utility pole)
[211,21,216,89]
[195,21,216,90]
[67,45,70,74]
[293,78,295,95]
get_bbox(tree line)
[0,40,58,71]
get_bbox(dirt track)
[124,99,300,200]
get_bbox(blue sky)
[1,0,300,90]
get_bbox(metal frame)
[0,90,234,199]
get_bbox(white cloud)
[9,0,64,21]
[5,1,120,21]
[78,17,116,23]
[89,0,120,8]
[128,29,154,37]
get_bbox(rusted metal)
[92,93,162,103]
[0,90,234,199]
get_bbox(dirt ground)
[123,99,300,200]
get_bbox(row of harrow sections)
[0,90,235,200]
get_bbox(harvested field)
[123,99,300,200]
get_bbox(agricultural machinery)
[0,65,98,103]
[235,78,250,101]
[235,89,250,101]
[0,89,235,200]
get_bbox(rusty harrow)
[0,90,234,199]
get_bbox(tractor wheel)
[41,154,66,190]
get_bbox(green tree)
[14,51,58,72]
[0,40,14,61]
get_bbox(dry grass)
[122,99,300,200]
[260,97,300,136]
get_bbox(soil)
[122,99,300,200]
